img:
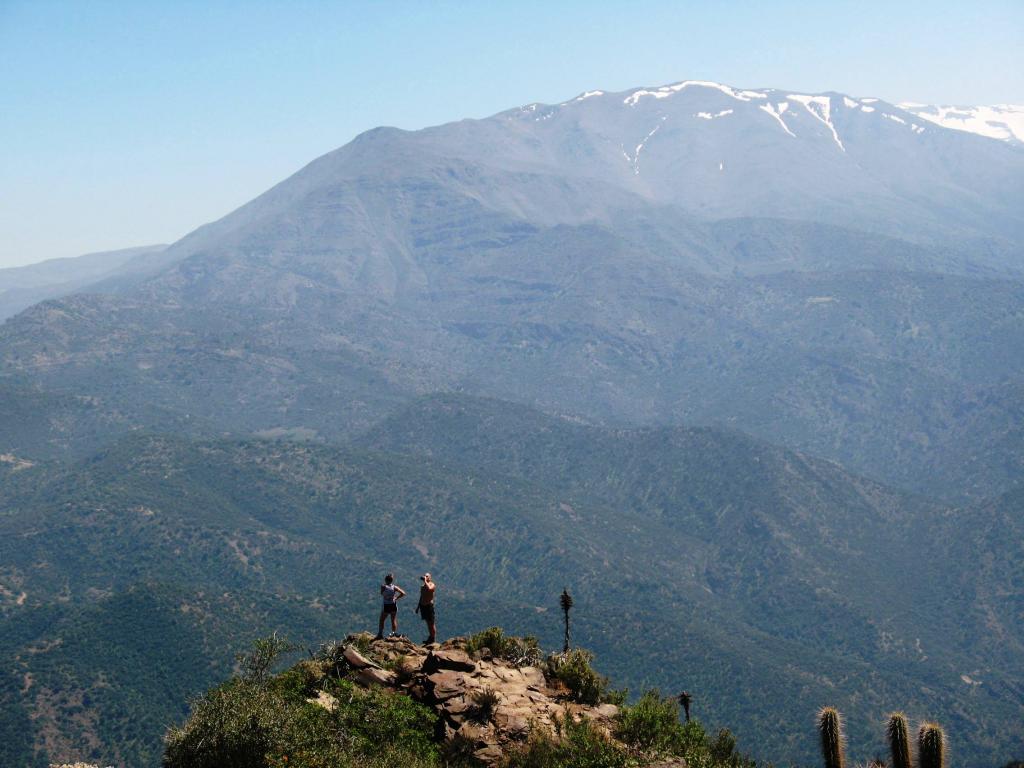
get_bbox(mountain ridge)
[899,101,1024,145]
[0,245,166,321]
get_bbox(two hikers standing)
[375,572,437,644]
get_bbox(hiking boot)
[373,634,384,641]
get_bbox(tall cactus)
[817,707,846,768]
[918,722,945,768]
[886,712,912,768]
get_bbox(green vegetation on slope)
[0,396,1020,766]
[164,633,758,768]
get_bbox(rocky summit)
[316,634,632,766]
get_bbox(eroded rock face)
[335,634,620,765]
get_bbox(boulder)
[354,667,396,687]
[454,723,489,746]
[494,708,531,736]
[493,666,524,683]
[473,744,505,764]
[424,648,476,674]
[426,670,466,701]
[441,694,475,724]
[520,666,545,687]
[343,645,376,669]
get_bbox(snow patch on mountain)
[697,109,733,119]
[520,80,1022,153]
[624,80,767,106]
[898,103,1024,145]
[759,102,796,137]
[789,94,845,151]
[622,117,668,174]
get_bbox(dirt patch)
[0,453,35,471]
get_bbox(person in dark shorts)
[416,572,436,644]
[375,573,406,639]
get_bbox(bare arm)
[395,585,407,598]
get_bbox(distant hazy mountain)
[0,245,166,320]
[900,102,1024,146]
[124,81,1024,285]
[2,81,1022,498]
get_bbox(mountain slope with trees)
[1,396,1020,766]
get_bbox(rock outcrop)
[322,634,623,765]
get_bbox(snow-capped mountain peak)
[898,103,1024,145]
[536,82,1024,163]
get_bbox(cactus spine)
[817,707,846,768]
[918,722,945,768]
[886,712,912,768]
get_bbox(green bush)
[612,690,756,768]
[326,677,439,758]
[544,648,622,706]
[466,626,544,667]
[614,689,681,753]
[237,633,298,685]
[165,637,443,768]
[504,714,631,768]
[272,660,326,700]
[163,678,303,768]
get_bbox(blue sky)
[1,0,1022,268]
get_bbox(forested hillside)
[1,396,1020,766]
